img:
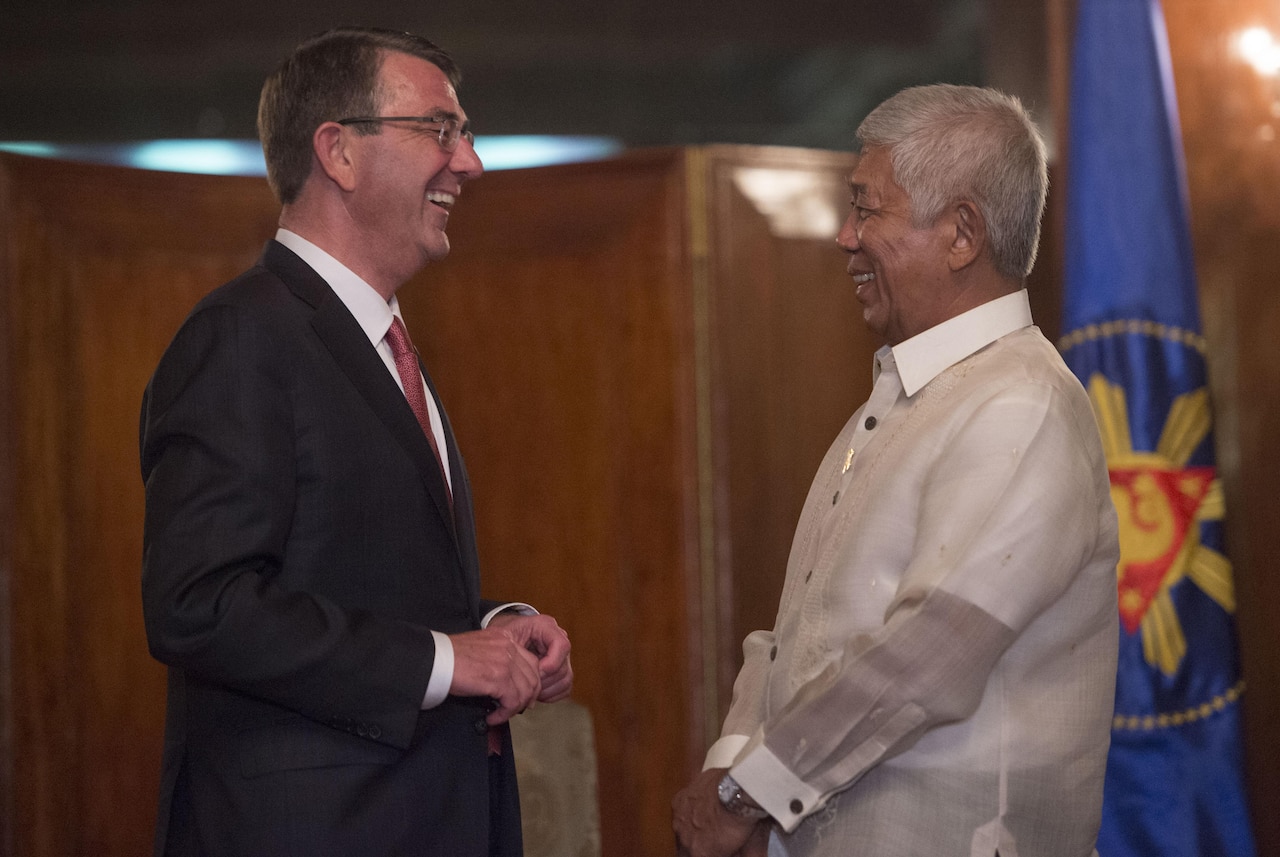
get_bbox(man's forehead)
[379,52,462,111]
[848,146,895,194]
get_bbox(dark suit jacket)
[140,241,521,857]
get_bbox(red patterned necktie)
[388,317,501,753]
[385,316,452,508]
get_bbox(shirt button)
[770,646,778,661]
[804,569,813,583]
[864,415,877,430]
[832,491,840,505]
[790,799,804,815]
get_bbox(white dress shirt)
[706,290,1120,857]
[275,229,528,710]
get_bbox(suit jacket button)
[356,724,368,737]
[473,718,489,735]
[368,724,382,740]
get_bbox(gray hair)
[855,84,1048,280]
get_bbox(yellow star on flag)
[1087,374,1234,676]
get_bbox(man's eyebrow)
[416,107,461,121]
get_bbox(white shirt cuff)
[421,631,454,709]
[481,602,537,626]
[422,605,539,709]
[731,741,823,833]
[703,734,751,771]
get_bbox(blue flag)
[1061,1,1256,854]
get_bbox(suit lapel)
[423,369,481,614]
[260,242,460,545]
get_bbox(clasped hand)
[449,613,573,724]
[672,768,769,857]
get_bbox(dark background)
[0,0,1041,152]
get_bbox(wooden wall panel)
[1162,2,1280,852]
[3,160,79,857]
[400,150,704,857]
[404,147,877,854]
[696,147,873,722]
[0,153,282,857]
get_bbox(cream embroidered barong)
[706,291,1119,857]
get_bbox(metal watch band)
[717,773,769,820]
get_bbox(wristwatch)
[717,772,769,819]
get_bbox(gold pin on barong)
[842,448,855,473]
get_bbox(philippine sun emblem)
[1087,374,1235,676]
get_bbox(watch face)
[717,774,736,804]
[717,774,766,818]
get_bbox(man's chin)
[860,308,890,341]
[421,235,452,264]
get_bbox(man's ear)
[312,122,358,192]
[947,200,985,272]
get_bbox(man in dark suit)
[140,27,572,857]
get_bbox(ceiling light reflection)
[0,136,624,176]
[732,167,845,241]
[1236,26,1280,77]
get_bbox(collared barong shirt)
[705,290,1120,857]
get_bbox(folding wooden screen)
[1,154,281,857]
[0,145,873,857]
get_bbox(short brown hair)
[257,27,461,204]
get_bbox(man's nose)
[450,138,484,180]
[836,214,859,252]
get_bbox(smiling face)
[836,145,959,346]
[345,51,483,291]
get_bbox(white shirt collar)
[275,228,402,346]
[887,289,1034,397]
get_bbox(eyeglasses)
[334,115,474,151]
